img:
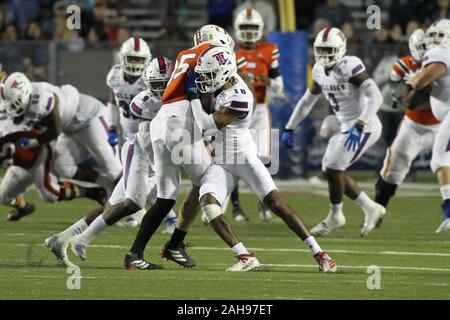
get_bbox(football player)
[233,8,285,221]
[123,27,235,270]
[375,29,440,217]
[106,36,151,228]
[45,58,178,266]
[281,27,385,237]
[0,106,106,221]
[1,73,122,194]
[180,46,336,272]
[407,19,450,233]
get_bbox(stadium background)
[0,0,448,178]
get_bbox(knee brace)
[201,204,223,223]
[375,176,398,207]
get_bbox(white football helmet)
[426,19,450,49]
[234,8,264,43]
[409,28,427,62]
[195,46,237,93]
[143,57,174,100]
[119,36,152,77]
[1,72,33,117]
[314,27,347,68]
[193,24,235,50]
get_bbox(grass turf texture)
[0,188,449,300]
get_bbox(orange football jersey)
[0,130,43,169]
[162,43,212,105]
[391,55,440,126]
[236,42,280,104]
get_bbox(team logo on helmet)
[212,52,228,65]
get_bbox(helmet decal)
[322,27,332,42]
[134,36,140,52]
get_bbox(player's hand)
[403,70,419,85]
[18,137,39,149]
[257,75,271,87]
[108,130,118,147]
[281,129,294,149]
[344,124,363,151]
[186,70,200,100]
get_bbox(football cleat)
[232,203,249,222]
[117,217,139,228]
[124,253,163,270]
[360,203,386,237]
[162,215,177,234]
[6,202,36,221]
[85,187,108,205]
[310,211,346,236]
[436,218,450,233]
[69,237,87,261]
[314,251,337,273]
[226,254,260,272]
[258,202,272,221]
[161,242,196,268]
[44,234,72,266]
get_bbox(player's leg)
[430,114,450,233]
[250,103,272,220]
[0,166,35,221]
[230,185,249,222]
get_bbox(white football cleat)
[226,254,260,272]
[310,211,346,236]
[44,234,73,267]
[436,218,450,233]
[360,203,386,237]
[314,251,337,273]
[69,236,87,260]
[117,217,139,228]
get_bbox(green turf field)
[0,188,449,300]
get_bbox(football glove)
[281,129,294,149]
[18,137,39,149]
[344,125,363,151]
[108,130,118,147]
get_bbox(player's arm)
[410,63,446,91]
[284,81,322,131]
[238,71,257,109]
[349,71,383,129]
[107,89,119,146]
[191,98,247,131]
[259,47,283,94]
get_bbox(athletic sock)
[76,215,108,245]
[167,228,187,249]
[330,203,343,216]
[354,191,374,210]
[440,185,450,201]
[58,218,88,241]
[232,242,249,256]
[231,186,239,207]
[304,236,322,255]
[129,198,175,255]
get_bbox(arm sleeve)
[285,89,320,130]
[358,78,383,124]
[108,102,120,128]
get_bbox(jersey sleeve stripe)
[230,101,248,109]
[46,97,54,111]
[351,64,364,75]
[392,64,405,78]
[130,102,142,116]
[397,60,410,74]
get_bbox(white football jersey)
[129,90,162,163]
[106,64,147,139]
[313,56,378,131]
[211,75,255,156]
[23,82,80,131]
[422,47,450,121]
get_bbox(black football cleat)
[124,253,163,270]
[161,242,196,268]
[85,187,108,205]
[6,203,36,221]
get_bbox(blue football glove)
[344,125,363,151]
[281,129,294,149]
[108,130,118,147]
[185,70,200,100]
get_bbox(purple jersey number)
[327,92,340,112]
[118,100,138,119]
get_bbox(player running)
[1,73,122,194]
[407,19,450,233]
[231,8,285,222]
[45,58,178,266]
[281,27,385,237]
[172,46,336,272]
[375,29,440,217]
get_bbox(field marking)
[4,242,450,258]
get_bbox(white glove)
[403,70,420,86]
